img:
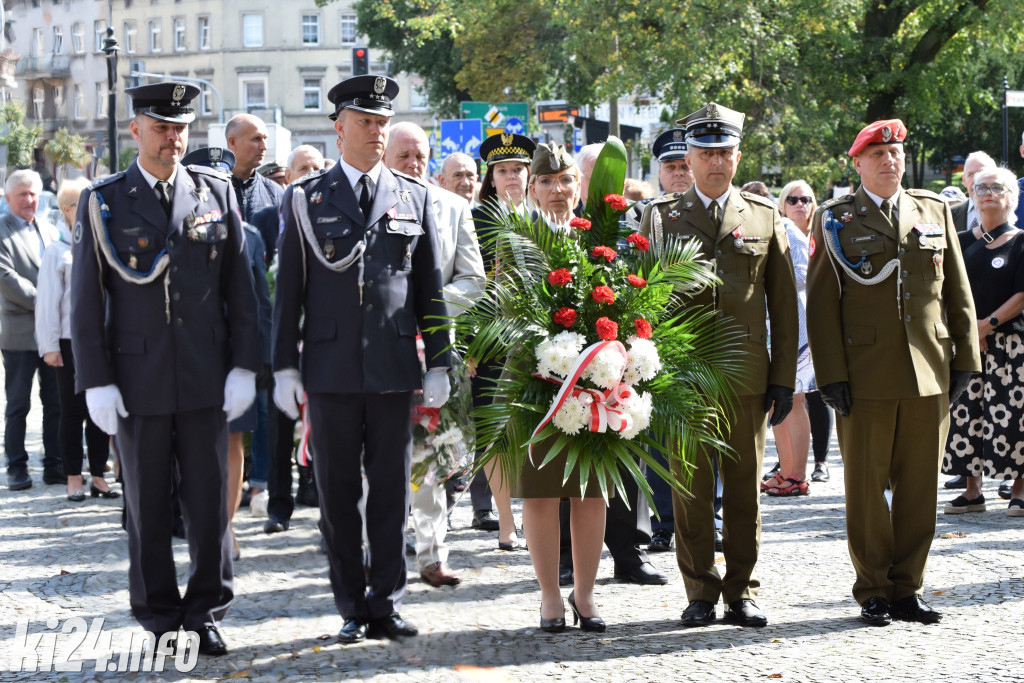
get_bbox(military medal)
[209,245,217,260]
[860,261,873,275]
[129,254,138,269]
[311,191,323,204]
[668,210,680,220]
[324,239,336,260]
[138,237,149,249]
[732,227,743,250]
[841,212,853,223]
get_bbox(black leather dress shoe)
[681,600,716,627]
[944,474,969,489]
[42,469,66,485]
[558,565,574,587]
[859,597,891,626]
[889,595,941,624]
[724,599,768,627]
[264,516,290,534]
[614,561,669,585]
[471,509,500,531]
[811,462,830,482]
[648,529,672,552]
[338,618,367,643]
[367,613,418,639]
[196,626,227,655]
[8,469,32,491]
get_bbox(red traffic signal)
[352,47,369,75]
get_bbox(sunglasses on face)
[975,184,1007,197]
[785,196,813,205]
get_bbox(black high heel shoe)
[568,591,606,632]
[539,603,566,633]
[90,483,121,499]
[67,490,86,502]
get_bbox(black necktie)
[359,175,372,219]
[156,180,172,216]
[709,201,722,230]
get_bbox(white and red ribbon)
[530,340,634,464]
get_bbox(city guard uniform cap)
[182,147,235,173]
[479,133,536,166]
[126,82,201,124]
[652,128,688,161]
[327,74,399,121]
[677,102,744,149]
[847,119,907,157]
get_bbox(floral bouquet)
[410,335,475,489]
[452,137,746,503]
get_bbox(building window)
[32,28,44,57]
[123,21,137,54]
[71,22,84,53]
[339,13,356,44]
[94,20,107,53]
[32,86,44,119]
[197,16,210,50]
[173,18,186,51]
[302,78,321,111]
[73,84,84,119]
[241,78,267,110]
[242,14,263,48]
[301,14,320,46]
[149,21,161,52]
[199,83,212,116]
[52,26,63,54]
[95,82,106,118]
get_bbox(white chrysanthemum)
[433,426,465,450]
[625,336,662,383]
[622,365,641,386]
[552,394,590,435]
[536,332,588,378]
[618,391,653,440]
[584,346,628,389]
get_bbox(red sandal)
[765,478,809,497]
[760,472,786,492]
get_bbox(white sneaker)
[250,490,269,517]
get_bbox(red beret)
[848,119,907,157]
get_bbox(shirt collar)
[338,157,383,191]
[136,159,178,190]
[862,186,901,208]
[693,184,731,210]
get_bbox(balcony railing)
[20,53,72,76]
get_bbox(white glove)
[85,384,129,436]
[273,368,305,420]
[223,368,257,422]
[423,368,451,408]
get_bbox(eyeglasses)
[535,174,578,190]
[975,184,1008,197]
[785,196,813,205]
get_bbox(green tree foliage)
[0,101,42,168]
[45,128,92,183]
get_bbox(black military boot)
[296,464,319,507]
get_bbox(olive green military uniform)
[640,185,798,603]
[805,187,980,605]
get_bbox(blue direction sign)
[440,119,484,158]
[504,117,524,135]
[573,128,582,153]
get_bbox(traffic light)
[352,47,369,75]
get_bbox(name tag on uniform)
[851,235,876,243]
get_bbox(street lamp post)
[102,27,120,172]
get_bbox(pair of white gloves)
[85,368,257,435]
[270,367,452,419]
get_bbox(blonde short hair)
[56,177,91,210]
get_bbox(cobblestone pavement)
[2,373,1023,682]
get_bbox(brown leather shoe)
[419,561,461,587]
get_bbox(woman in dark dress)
[943,166,1024,515]
[471,134,536,551]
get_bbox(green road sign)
[460,102,529,126]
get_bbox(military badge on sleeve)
[73,221,83,243]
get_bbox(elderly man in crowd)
[286,145,327,185]
[383,121,486,587]
[226,113,283,222]
[438,152,479,205]
[0,169,61,491]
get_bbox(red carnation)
[627,233,650,251]
[553,307,578,328]
[604,194,629,211]
[591,285,616,304]
[547,268,573,287]
[596,317,619,341]
[634,319,653,339]
[627,274,647,288]
[591,246,617,262]
[569,217,592,231]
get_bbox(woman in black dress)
[943,166,1024,515]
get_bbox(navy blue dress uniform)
[272,75,451,641]
[70,83,260,653]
